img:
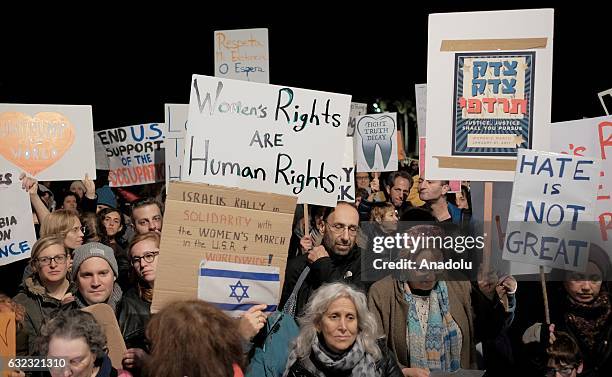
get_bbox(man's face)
[132,204,163,234]
[564,261,603,304]
[77,257,115,305]
[323,204,359,256]
[388,177,411,207]
[355,173,370,190]
[63,196,78,211]
[419,179,449,202]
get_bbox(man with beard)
[280,202,362,316]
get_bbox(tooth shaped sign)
[355,113,398,172]
[0,111,76,176]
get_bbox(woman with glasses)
[117,232,160,373]
[14,235,77,355]
[367,225,516,377]
[40,209,85,253]
[38,309,132,377]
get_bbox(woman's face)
[317,297,358,353]
[380,208,399,232]
[408,249,442,291]
[64,218,84,250]
[102,211,122,238]
[564,261,603,304]
[35,244,69,285]
[456,192,469,209]
[48,336,96,377]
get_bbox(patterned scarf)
[284,336,380,377]
[404,281,462,372]
[565,290,611,352]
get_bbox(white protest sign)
[182,75,351,207]
[425,9,553,181]
[346,102,367,137]
[355,112,398,172]
[95,123,165,187]
[214,28,269,83]
[0,166,36,266]
[551,116,612,254]
[338,137,355,203]
[503,149,600,271]
[0,104,96,181]
[599,89,612,116]
[164,104,188,190]
[415,84,427,138]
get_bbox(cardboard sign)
[551,116,612,254]
[82,304,126,370]
[346,102,368,137]
[425,9,553,181]
[95,123,166,187]
[152,182,296,313]
[338,137,355,203]
[415,84,427,138]
[182,75,351,207]
[0,104,96,181]
[214,28,269,83]
[164,104,189,190]
[503,149,600,271]
[599,89,612,116]
[355,112,398,172]
[0,166,36,266]
[0,312,16,377]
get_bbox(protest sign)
[503,149,600,271]
[0,166,36,266]
[355,112,398,172]
[415,84,427,138]
[552,116,612,254]
[338,137,355,203]
[425,9,554,181]
[0,312,15,377]
[152,181,296,313]
[164,104,188,190]
[599,88,612,116]
[198,260,280,317]
[346,102,367,137]
[181,75,351,207]
[0,104,96,181]
[95,123,165,187]
[214,28,269,83]
[82,304,126,370]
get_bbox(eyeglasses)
[37,254,68,266]
[68,225,86,234]
[131,251,159,266]
[326,222,359,235]
[545,366,576,377]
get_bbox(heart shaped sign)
[0,111,76,176]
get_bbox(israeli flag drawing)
[198,260,280,318]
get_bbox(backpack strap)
[281,266,310,316]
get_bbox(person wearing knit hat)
[96,185,118,213]
[72,242,123,312]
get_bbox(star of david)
[229,280,250,303]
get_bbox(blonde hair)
[40,209,80,238]
[29,235,67,269]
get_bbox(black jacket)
[117,286,151,351]
[279,247,363,316]
[285,340,403,377]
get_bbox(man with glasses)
[280,202,363,316]
[545,332,583,377]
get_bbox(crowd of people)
[0,163,609,377]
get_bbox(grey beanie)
[71,242,118,281]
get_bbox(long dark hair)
[97,207,126,245]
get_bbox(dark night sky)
[1,3,610,131]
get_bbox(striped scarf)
[404,280,462,372]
